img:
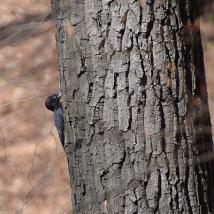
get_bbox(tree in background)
[52,0,214,213]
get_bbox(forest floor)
[0,0,71,213]
[0,1,213,214]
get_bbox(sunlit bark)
[52,0,214,213]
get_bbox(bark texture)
[52,0,214,213]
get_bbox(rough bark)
[52,0,214,213]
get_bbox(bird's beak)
[57,92,62,98]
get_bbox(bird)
[45,92,65,148]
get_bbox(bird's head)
[45,92,61,111]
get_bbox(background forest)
[0,0,213,213]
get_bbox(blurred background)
[0,0,71,213]
[0,0,213,214]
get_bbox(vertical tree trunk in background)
[52,0,214,213]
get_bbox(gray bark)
[51,0,214,213]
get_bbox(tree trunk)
[51,0,214,213]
